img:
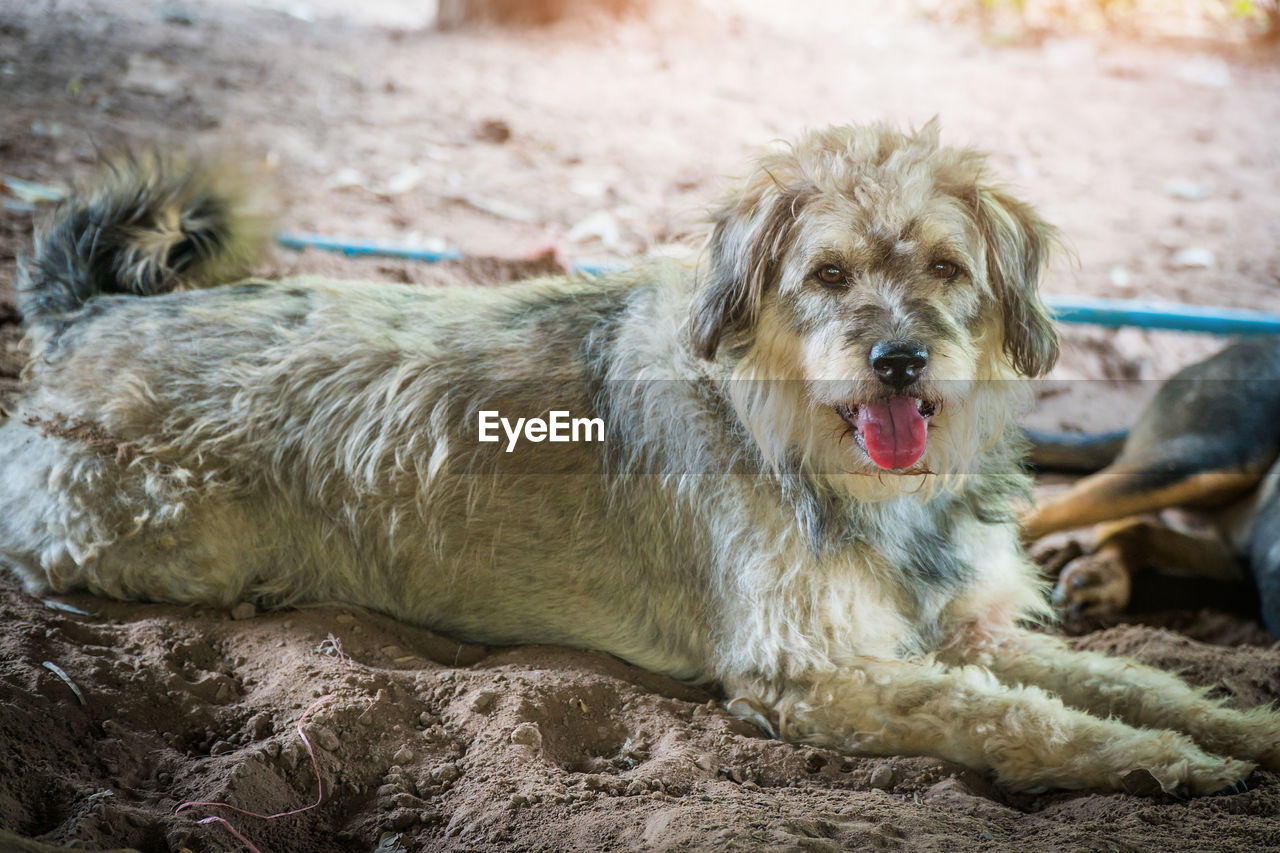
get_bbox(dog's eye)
[930,260,962,280]
[815,265,847,287]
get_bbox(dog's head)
[692,121,1058,493]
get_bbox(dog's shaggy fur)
[4,123,1278,794]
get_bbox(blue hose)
[1043,296,1280,336]
[276,232,1280,336]
[277,232,464,263]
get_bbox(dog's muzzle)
[834,340,936,471]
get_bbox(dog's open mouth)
[835,398,938,471]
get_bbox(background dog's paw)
[1029,537,1083,578]
[1052,550,1131,618]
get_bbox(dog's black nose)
[870,340,928,389]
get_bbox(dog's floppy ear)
[975,186,1060,377]
[691,164,809,360]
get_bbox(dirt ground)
[1,1,1279,851]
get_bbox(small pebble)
[431,763,461,783]
[160,4,198,26]
[475,118,512,144]
[376,832,407,853]
[1162,177,1211,201]
[392,745,414,765]
[249,713,272,739]
[510,722,542,749]
[870,765,895,790]
[1169,247,1215,269]
[312,727,339,752]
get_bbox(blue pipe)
[276,231,463,263]
[276,232,1280,336]
[1043,296,1280,336]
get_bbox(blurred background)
[1,0,1278,426]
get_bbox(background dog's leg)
[951,630,1280,771]
[1025,339,1280,543]
[1022,458,1261,542]
[725,660,1253,795]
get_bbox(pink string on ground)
[175,693,336,853]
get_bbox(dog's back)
[4,157,727,678]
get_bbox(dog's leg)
[1022,458,1261,542]
[948,628,1280,772]
[1052,516,1241,617]
[0,418,331,607]
[0,418,118,595]
[724,659,1254,794]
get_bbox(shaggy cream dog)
[5,122,1277,794]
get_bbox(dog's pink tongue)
[857,397,927,470]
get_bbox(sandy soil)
[1,1,1279,851]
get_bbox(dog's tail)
[17,152,270,328]
[1022,427,1129,473]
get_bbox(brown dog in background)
[1025,339,1280,633]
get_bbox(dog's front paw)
[1052,550,1131,619]
[1131,742,1249,794]
[1181,755,1256,797]
[1105,728,1257,797]
[1239,709,1280,770]
[1185,704,1280,770]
